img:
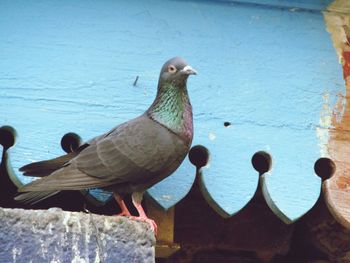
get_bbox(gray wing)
[75,114,188,184]
[19,115,188,192]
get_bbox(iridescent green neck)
[147,82,193,142]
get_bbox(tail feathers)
[18,166,110,192]
[19,152,77,177]
[15,191,60,205]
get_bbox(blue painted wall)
[0,0,344,221]
[220,0,333,11]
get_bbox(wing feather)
[18,165,111,192]
[15,191,60,204]
[18,115,188,194]
[74,115,187,184]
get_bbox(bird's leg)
[130,192,157,234]
[113,193,131,217]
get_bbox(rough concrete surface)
[0,207,155,263]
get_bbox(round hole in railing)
[0,126,16,150]
[251,151,272,175]
[314,158,336,181]
[61,132,82,153]
[189,145,209,168]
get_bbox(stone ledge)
[0,207,155,263]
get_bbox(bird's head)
[158,57,197,88]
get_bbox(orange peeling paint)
[322,0,350,228]
[337,175,350,190]
[342,51,350,79]
[329,50,350,190]
[325,44,350,226]
[326,45,350,218]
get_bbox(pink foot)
[130,192,157,234]
[113,193,131,217]
[130,216,158,234]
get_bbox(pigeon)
[16,57,196,232]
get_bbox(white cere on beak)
[181,65,197,75]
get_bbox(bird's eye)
[168,65,177,73]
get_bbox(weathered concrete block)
[0,207,155,263]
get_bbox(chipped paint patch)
[104,218,112,231]
[50,255,61,263]
[323,2,350,228]
[62,211,95,263]
[12,247,22,263]
[324,11,350,63]
[161,195,172,201]
[93,252,101,263]
[333,93,347,124]
[71,215,85,263]
[208,132,216,141]
[336,175,350,190]
[40,237,49,260]
[316,91,333,157]
[62,212,71,233]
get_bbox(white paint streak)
[316,92,332,157]
[48,222,53,235]
[12,247,22,263]
[40,237,49,259]
[71,216,85,263]
[62,212,71,233]
[93,251,101,263]
[63,212,86,263]
[71,256,86,263]
[161,194,172,201]
[208,132,216,141]
[104,219,112,231]
[84,216,91,263]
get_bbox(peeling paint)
[103,219,112,231]
[11,247,22,263]
[161,195,172,201]
[324,12,350,63]
[333,93,347,124]
[50,256,61,263]
[0,208,155,262]
[336,175,350,190]
[40,237,49,260]
[316,91,333,157]
[323,1,350,229]
[208,132,216,141]
[93,253,101,263]
[84,216,91,262]
[62,212,71,233]
[71,215,84,263]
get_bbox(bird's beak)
[181,65,197,75]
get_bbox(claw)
[113,192,157,234]
[131,192,157,235]
[129,216,158,234]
